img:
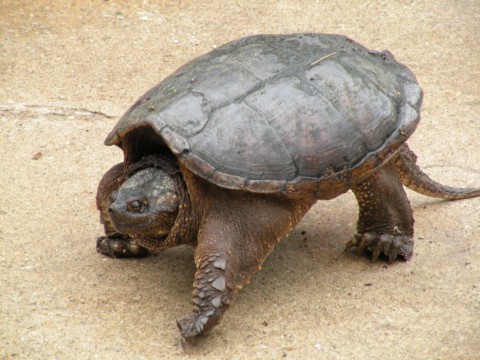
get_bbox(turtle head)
[107,166,178,237]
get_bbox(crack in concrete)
[0,103,116,119]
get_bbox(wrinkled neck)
[163,167,195,247]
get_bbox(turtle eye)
[127,200,144,213]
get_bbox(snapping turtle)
[96,34,480,341]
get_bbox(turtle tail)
[394,144,480,200]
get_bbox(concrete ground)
[1,1,479,359]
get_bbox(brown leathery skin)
[346,145,480,262]
[348,161,415,262]
[395,144,480,199]
[177,166,316,342]
[96,162,125,235]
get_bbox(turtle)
[95,33,480,342]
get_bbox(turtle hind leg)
[347,162,414,262]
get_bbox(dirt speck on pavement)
[1,1,479,359]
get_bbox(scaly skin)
[346,145,480,261]
[395,144,480,199]
[97,147,480,341]
[347,161,415,262]
[176,166,315,343]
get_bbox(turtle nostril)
[108,201,120,215]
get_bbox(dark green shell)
[105,34,422,197]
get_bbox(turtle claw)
[177,313,211,352]
[96,236,148,258]
[177,313,204,340]
[177,309,220,343]
[346,232,413,262]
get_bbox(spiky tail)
[394,145,480,200]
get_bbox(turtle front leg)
[176,216,238,341]
[347,161,414,262]
[177,193,312,342]
[96,235,148,258]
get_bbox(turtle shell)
[105,33,422,198]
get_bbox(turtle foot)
[96,236,148,258]
[177,308,222,345]
[346,231,414,262]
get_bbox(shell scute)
[106,34,423,195]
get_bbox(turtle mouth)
[133,233,169,243]
[109,211,175,238]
